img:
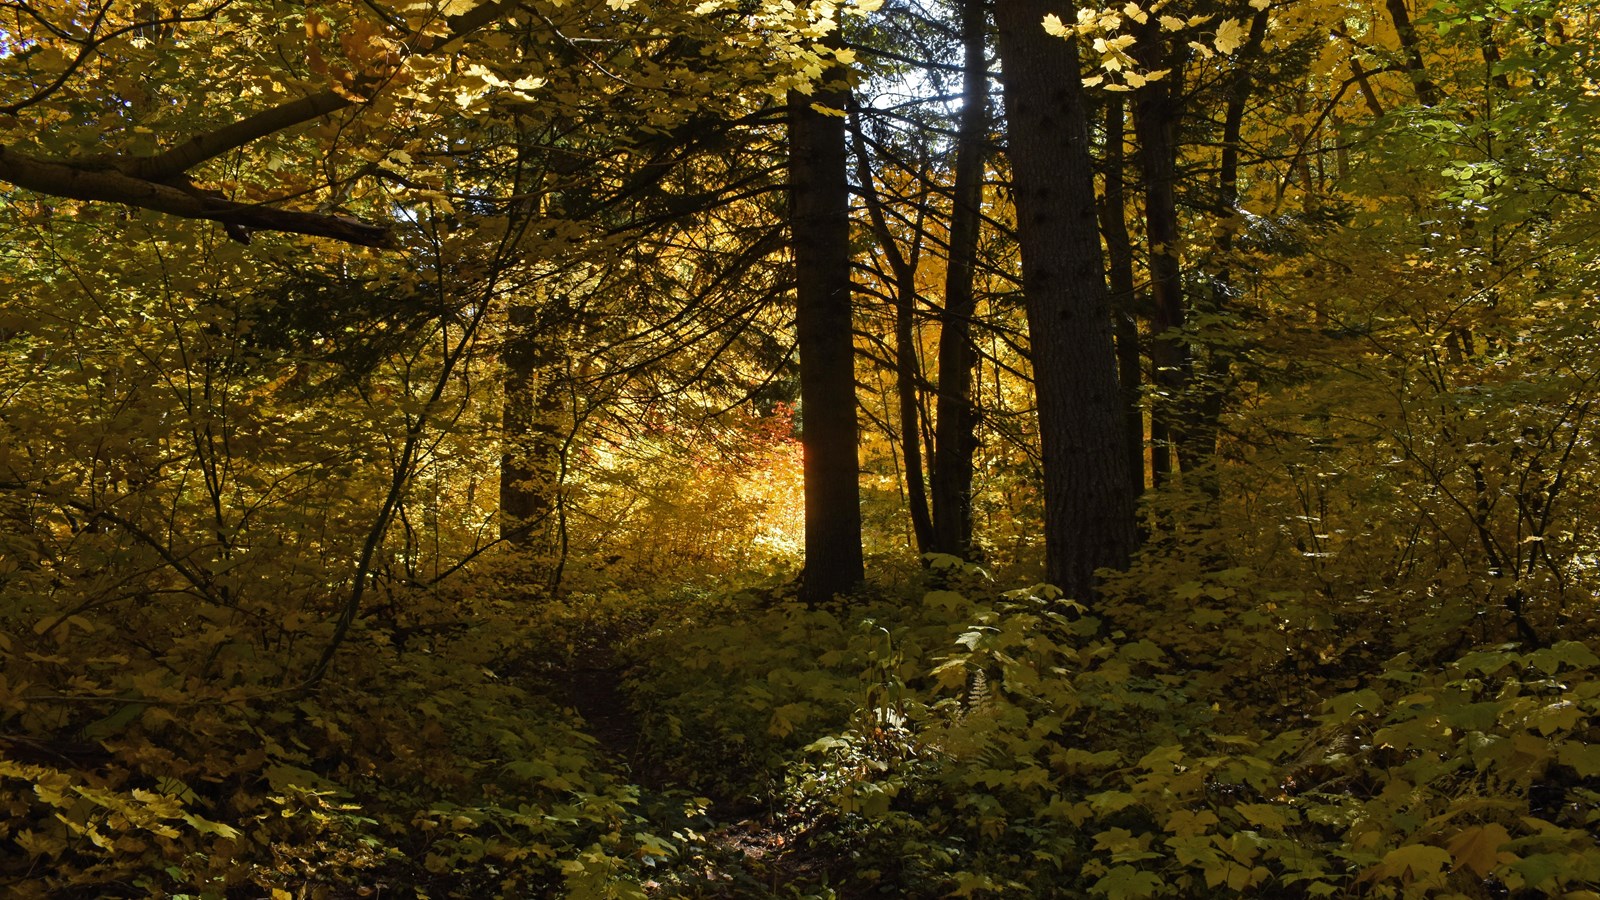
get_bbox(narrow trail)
[559,652,823,896]
[563,654,649,778]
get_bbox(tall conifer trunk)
[499,305,567,554]
[790,71,864,604]
[849,107,935,556]
[1099,94,1147,502]
[929,0,990,560]
[1134,47,1188,486]
[993,1,1136,599]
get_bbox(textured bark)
[929,0,989,560]
[790,80,864,604]
[993,1,1136,600]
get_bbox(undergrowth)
[4,555,1599,898]
[631,557,1600,899]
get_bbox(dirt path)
[562,656,654,782]
[558,654,827,897]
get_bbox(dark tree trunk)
[790,78,865,604]
[1385,0,1442,106]
[1191,10,1271,498]
[1133,35,1189,487]
[993,1,1136,600]
[895,287,935,557]
[849,109,935,556]
[500,304,569,556]
[929,0,989,561]
[1098,94,1146,503]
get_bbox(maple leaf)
[1446,824,1513,877]
[1214,18,1247,53]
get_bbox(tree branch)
[0,0,522,246]
[128,90,354,183]
[126,0,520,181]
[0,144,392,245]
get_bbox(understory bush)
[8,552,1599,898]
[0,584,712,899]
[637,562,1600,899]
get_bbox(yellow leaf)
[1447,824,1513,877]
[1237,802,1294,831]
[1366,844,1452,883]
[1164,809,1220,836]
[1214,18,1247,54]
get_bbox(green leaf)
[1057,747,1123,773]
[1559,740,1600,776]
[1323,689,1384,718]
[1455,650,1518,675]
[1506,852,1570,889]
[1442,701,1502,731]
[1237,802,1296,831]
[1528,641,1600,673]
[83,702,146,739]
[1366,844,1452,883]
[1092,865,1164,900]
[1086,790,1141,815]
[1117,640,1165,664]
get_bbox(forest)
[2,0,1599,896]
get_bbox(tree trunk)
[1191,9,1271,499]
[1385,0,1442,107]
[993,1,1136,600]
[1133,35,1189,487]
[500,304,569,559]
[849,109,935,556]
[929,0,989,561]
[1098,94,1147,502]
[790,77,865,603]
